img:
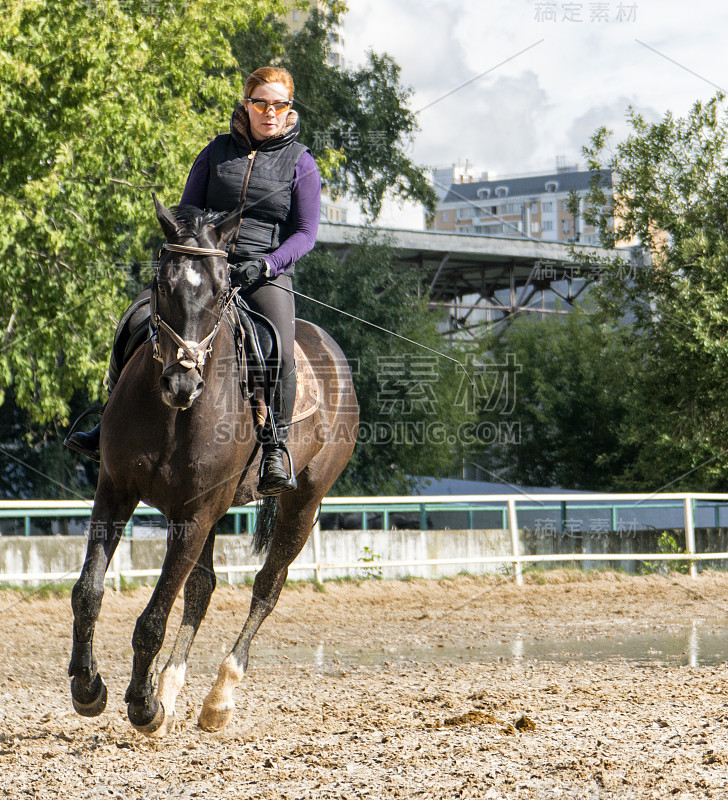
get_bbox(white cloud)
[566,98,662,157]
[340,0,728,225]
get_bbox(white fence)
[2,493,728,587]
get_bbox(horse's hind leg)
[199,493,319,732]
[149,525,218,738]
[69,476,137,717]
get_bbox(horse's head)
[152,195,241,410]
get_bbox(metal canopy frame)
[315,224,630,334]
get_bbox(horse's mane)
[169,205,227,238]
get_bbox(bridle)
[150,242,239,373]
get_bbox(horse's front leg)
[69,477,137,717]
[124,516,210,733]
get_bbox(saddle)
[227,299,319,427]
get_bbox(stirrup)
[257,444,296,497]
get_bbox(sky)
[340,0,728,227]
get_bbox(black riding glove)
[230,258,267,290]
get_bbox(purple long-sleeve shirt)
[180,144,321,275]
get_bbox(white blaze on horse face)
[184,264,202,287]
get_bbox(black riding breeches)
[241,273,295,379]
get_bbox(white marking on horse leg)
[198,654,245,732]
[147,663,186,738]
[158,663,186,716]
[184,265,202,287]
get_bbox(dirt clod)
[515,714,537,732]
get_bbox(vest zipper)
[230,150,257,257]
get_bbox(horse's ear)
[153,193,185,242]
[213,203,244,248]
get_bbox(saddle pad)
[253,342,319,427]
[291,341,319,423]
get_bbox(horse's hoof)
[71,675,107,717]
[147,713,175,739]
[128,698,166,734]
[198,703,234,732]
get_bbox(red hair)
[244,67,295,99]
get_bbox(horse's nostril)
[190,380,205,400]
[160,375,172,394]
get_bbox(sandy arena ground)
[2,571,728,799]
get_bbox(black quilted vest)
[206,109,309,264]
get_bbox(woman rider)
[66,66,321,497]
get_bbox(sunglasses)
[244,97,293,115]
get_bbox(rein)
[150,243,238,373]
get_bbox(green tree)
[0,0,437,497]
[583,93,728,490]
[1,0,283,425]
[469,306,638,491]
[0,387,95,500]
[296,232,473,495]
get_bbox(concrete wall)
[1,527,727,586]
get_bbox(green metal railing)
[3,494,728,585]
[1,494,727,537]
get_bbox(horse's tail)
[253,497,279,555]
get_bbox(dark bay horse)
[68,197,358,737]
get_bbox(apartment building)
[430,163,613,245]
[284,2,347,68]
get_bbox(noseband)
[150,242,239,373]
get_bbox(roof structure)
[440,169,612,205]
[315,223,633,334]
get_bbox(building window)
[542,220,553,231]
[495,186,508,198]
[293,10,300,20]
[474,223,504,235]
[562,219,570,234]
[531,221,540,233]
[542,201,553,212]
[441,211,449,223]
[545,181,559,192]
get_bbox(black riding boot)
[257,367,297,497]
[64,420,103,462]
